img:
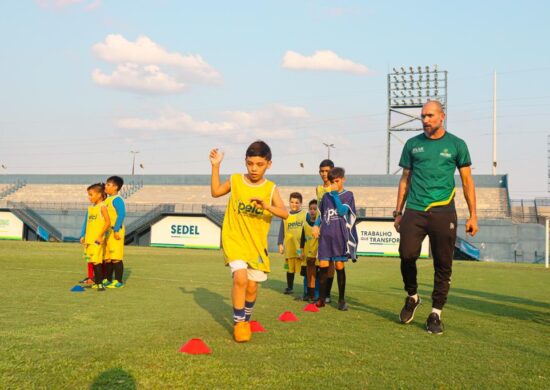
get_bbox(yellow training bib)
[222,174,276,272]
[283,210,306,258]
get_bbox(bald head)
[424,100,445,113]
[421,100,446,137]
[423,100,444,113]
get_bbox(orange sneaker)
[233,321,252,343]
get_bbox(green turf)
[0,241,549,389]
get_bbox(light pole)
[130,151,140,176]
[323,143,335,160]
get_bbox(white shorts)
[229,260,268,282]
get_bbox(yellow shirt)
[283,210,307,258]
[222,174,276,272]
[316,184,331,204]
[84,202,107,244]
[302,218,319,258]
[104,194,124,229]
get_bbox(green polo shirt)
[399,131,471,211]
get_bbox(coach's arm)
[393,168,411,232]
[459,166,479,236]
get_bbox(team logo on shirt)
[236,200,264,216]
[440,148,452,158]
[412,146,424,154]
[287,220,304,229]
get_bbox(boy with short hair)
[80,183,111,291]
[300,199,320,302]
[103,175,126,289]
[317,159,336,303]
[278,192,307,295]
[313,167,358,311]
[210,141,288,343]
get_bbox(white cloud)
[282,50,369,74]
[92,34,222,93]
[92,63,185,93]
[116,104,309,141]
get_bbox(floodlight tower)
[386,65,448,174]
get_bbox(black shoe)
[284,288,293,295]
[399,296,421,324]
[337,300,348,311]
[426,313,443,334]
[315,298,325,308]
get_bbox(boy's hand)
[312,226,320,239]
[250,198,268,211]
[79,237,85,245]
[278,244,284,254]
[95,236,104,244]
[209,148,224,166]
[114,232,121,240]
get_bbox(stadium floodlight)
[386,65,448,173]
[322,143,335,159]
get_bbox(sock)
[244,300,255,322]
[326,277,334,298]
[409,293,419,302]
[233,307,246,324]
[336,268,346,301]
[318,268,329,301]
[303,276,307,297]
[93,264,103,285]
[314,273,320,299]
[114,261,124,283]
[101,262,106,279]
[432,308,442,318]
[87,263,94,279]
[286,272,294,290]
[105,263,114,282]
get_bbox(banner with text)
[356,220,429,258]
[0,211,24,240]
[150,215,221,249]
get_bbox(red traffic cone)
[278,311,299,322]
[303,303,319,312]
[250,320,266,332]
[179,338,212,355]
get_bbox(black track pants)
[399,208,457,310]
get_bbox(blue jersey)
[317,190,358,260]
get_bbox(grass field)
[1,241,549,389]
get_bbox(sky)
[0,0,549,198]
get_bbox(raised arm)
[209,148,231,198]
[459,166,479,236]
[394,168,411,232]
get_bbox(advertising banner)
[150,215,221,249]
[0,211,24,240]
[356,220,429,258]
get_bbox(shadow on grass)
[122,266,131,284]
[262,276,289,295]
[180,287,233,335]
[415,283,550,324]
[90,367,136,390]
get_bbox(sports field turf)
[1,241,549,389]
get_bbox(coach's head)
[421,100,445,136]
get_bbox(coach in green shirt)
[393,100,478,335]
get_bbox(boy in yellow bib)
[80,183,111,291]
[210,141,288,343]
[277,192,306,295]
[103,176,126,289]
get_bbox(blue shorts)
[319,256,348,262]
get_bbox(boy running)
[210,141,288,343]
